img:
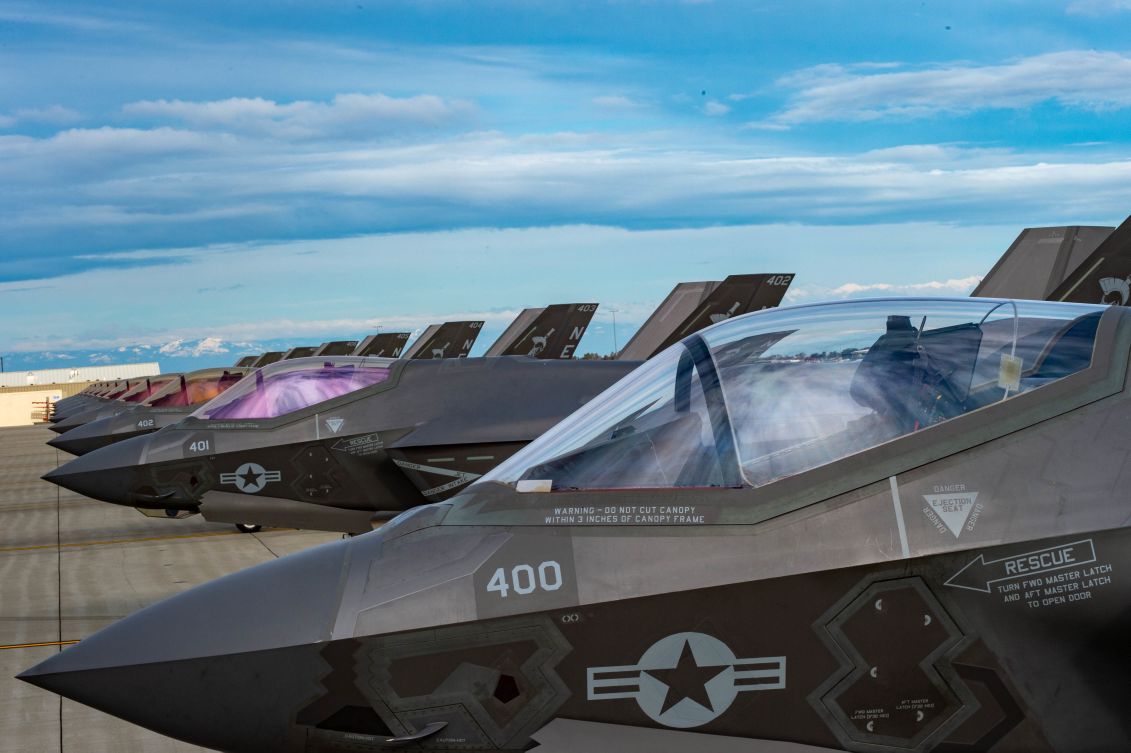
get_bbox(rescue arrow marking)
[944,539,1096,593]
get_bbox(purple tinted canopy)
[192,358,393,420]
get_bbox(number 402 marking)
[486,561,563,598]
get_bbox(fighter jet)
[46,321,498,457]
[43,276,792,533]
[50,378,145,425]
[47,366,253,456]
[49,374,179,434]
[23,295,1124,752]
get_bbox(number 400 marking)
[486,561,563,598]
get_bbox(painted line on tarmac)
[0,640,79,651]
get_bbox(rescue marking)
[945,539,1097,594]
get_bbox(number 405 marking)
[486,561,563,598]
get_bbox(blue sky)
[3,0,1131,372]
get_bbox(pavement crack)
[251,532,280,559]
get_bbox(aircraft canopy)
[191,357,394,420]
[490,298,1106,492]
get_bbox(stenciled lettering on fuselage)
[218,462,282,494]
[922,483,983,538]
[587,631,786,728]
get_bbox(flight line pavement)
[0,424,341,752]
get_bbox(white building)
[0,362,161,427]
[0,362,160,389]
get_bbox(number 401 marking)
[486,561,563,598]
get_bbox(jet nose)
[49,408,99,434]
[19,539,352,752]
[41,434,147,504]
[45,416,118,456]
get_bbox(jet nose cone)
[49,409,98,434]
[45,417,117,456]
[41,434,146,503]
[19,539,353,752]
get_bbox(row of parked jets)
[21,217,1131,753]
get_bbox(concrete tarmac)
[0,425,340,752]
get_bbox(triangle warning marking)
[924,492,979,538]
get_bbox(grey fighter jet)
[49,375,179,434]
[44,307,590,457]
[47,366,253,456]
[22,295,1125,753]
[50,378,148,425]
[43,276,793,533]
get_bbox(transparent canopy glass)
[191,357,394,420]
[102,381,138,400]
[485,298,1105,492]
[119,376,178,404]
[143,368,250,408]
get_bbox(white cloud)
[702,100,730,116]
[772,51,1131,124]
[4,124,1131,255]
[0,105,81,129]
[122,93,476,140]
[158,338,185,355]
[1066,0,1131,14]
[592,95,645,110]
[157,337,231,357]
[831,275,983,296]
[0,4,150,33]
[190,337,229,357]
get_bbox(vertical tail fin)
[618,273,793,360]
[403,321,485,359]
[483,308,545,356]
[1042,218,1131,304]
[972,225,1114,301]
[234,356,259,367]
[282,346,318,359]
[495,303,599,359]
[313,341,358,356]
[353,332,411,357]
